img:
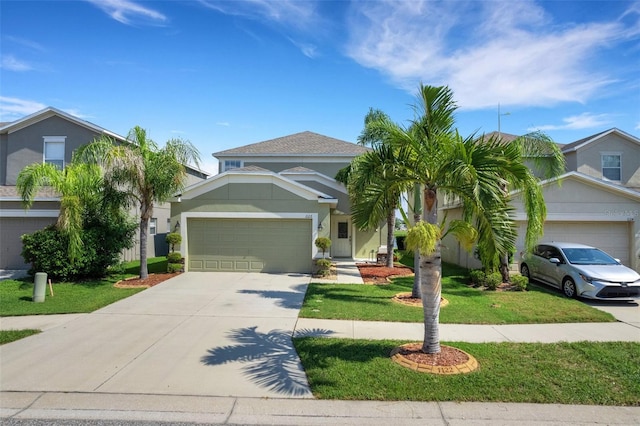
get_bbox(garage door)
[0,217,57,269]
[187,218,312,273]
[523,221,630,266]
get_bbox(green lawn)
[0,329,41,345]
[0,257,168,317]
[302,263,615,324]
[294,338,640,405]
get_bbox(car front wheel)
[520,264,530,279]
[562,277,577,298]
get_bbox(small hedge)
[484,272,503,290]
[511,274,528,291]
[167,252,183,263]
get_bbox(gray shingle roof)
[0,186,60,199]
[213,131,369,157]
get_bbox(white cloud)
[345,0,638,109]
[1,55,33,71]
[198,0,317,30]
[528,113,612,131]
[0,97,46,121]
[288,38,319,58]
[216,122,230,127]
[86,0,167,26]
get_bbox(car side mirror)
[549,257,561,265]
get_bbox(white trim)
[280,169,349,194]
[215,154,357,161]
[176,169,338,205]
[0,209,59,218]
[180,212,319,271]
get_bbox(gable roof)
[213,131,369,157]
[0,107,126,141]
[175,166,338,206]
[561,128,640,153]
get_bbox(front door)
[332,217,352,258]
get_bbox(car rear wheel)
[562,277,577,298]
[520,264,530,279]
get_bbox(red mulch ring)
[114,272,181,288]
[396,343,470,366]
[356,263,414,284]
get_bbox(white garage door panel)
[187,218,312,273]
[543,222,630,266]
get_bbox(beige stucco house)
[441,128,640,273]
[170,131,385,273]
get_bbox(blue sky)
[2,0,639,175]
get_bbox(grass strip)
[294,338,640,405]
[0,329,41,345]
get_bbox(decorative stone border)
[390,343,479,375]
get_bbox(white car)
[520,242,640,300]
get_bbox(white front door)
[332,217,352,258]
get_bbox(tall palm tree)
[364,84,552,354]
[16,161,103,262]
[75,126,201,279]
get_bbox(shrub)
[166,232,182,252]
[469,269,486,286]
[315,258,332,276]
[511,274,528,291]
[21,210,137,281]
[485,272,503,290]
[167,263,183,273]
[315,237,331,258]
[167,252,182,263]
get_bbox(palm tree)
[16,161,103,262]
[75,126,201,279]
[337,109,413,269]
[364,84,552,354]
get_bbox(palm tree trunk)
[420,187,441,354]
[139,200,152,280]
[386,212,395,268]
[411,183,422,299]
[499,252,510,283]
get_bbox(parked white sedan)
[520,242,640,300]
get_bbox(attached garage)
[535,222,630,266]
[187,218,312,273]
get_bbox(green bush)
[315,237,331,258]
[167,252,182,263]
[469,269,486,286]
[21,211,137,281]
[166,232,182,252]
[485,272,503,290]
[511,274,528,291]
[167,263,183,273]
[315,258,332,276]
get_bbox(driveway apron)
[0,272,313,398]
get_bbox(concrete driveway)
[0,272,314,398]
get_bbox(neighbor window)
[167,218,171,233]
[150,218,157,235]
[43,136,66,169]
[601,154,621,181]
[224,160,242,171]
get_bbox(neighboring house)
[442,128,640,273]
[0,107,208,269]
[170,131,385,273]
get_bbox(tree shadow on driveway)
[201,326,333,396]
[237,283,309,310]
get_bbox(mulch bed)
[355,263,414,284]
[114,272,181,288]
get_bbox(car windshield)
[561,248,618,265]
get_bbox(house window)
[150,218,157,235]
[601,154,621,181]
[43,136,66,169]
[224,160,242,171]
[338,222,348,239]
[167,218,171,233]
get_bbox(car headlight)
[579,273,594,283]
